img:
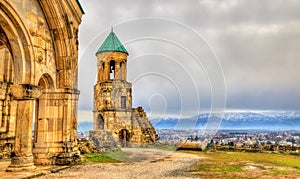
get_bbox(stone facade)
[0,0,83,170]
[93,31,158,147]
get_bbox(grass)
[197,151,300,169]
[191,162,243,173]
[83,151,125,163]
[150,144,177,151]
[271,169,291,175]
[103,150,129,161]
[183,150,300,178]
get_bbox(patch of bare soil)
[39,148,201,179]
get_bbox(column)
[122,62,127,81]
[7,84,42,172]
[104,61,110,80]
[98,65,103,82]
[115,62,120,80]
[0,101,2,127]
[55,88,80,165]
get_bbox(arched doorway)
[97,114,104,130]
[118,129,130,147]
[32,74,54,164]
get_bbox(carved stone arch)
[38,0,82,88]
[0,1,34,84]
[32,73,56,165]
[38,73,55,90]
[38,0,68,88]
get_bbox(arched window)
[109,60,115,80]
[38,74,54,90]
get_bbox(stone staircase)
[132,110,158,144]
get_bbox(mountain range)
[77,111,300,132]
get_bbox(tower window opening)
[121,96,126,109]
[110,60,115,80]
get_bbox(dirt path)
[39,148,201,179]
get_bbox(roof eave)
[95,50,129,56]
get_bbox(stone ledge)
[10,84,42,99]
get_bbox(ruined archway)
[0,1,37,171]
[0,1,33,84]
[0,0,83,171]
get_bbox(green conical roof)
[96,30,128,55]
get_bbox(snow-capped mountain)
[151,111,300,130]
[77,111,300,132]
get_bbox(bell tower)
[93,28,132,131]
[93,28,157,146]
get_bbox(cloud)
[77,0,300,121]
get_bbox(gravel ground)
[39,148,201,179]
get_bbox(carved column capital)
[10,84,42,99]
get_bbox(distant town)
[78,129,300,152]
[157,129,300,152]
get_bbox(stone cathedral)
[0,0,83,171]
[93,29,157,146]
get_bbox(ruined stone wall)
[0,0,83,170]
[130,107,158,144]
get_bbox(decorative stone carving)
[10,84,42,99]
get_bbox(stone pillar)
[98,65,103,82]
[105,61,110,80]
[115,62,120,80]
[0,100,2,127]
[7,84,42,172]
[122,62,127,81]
[55,89,80,165]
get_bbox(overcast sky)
[77,0,300,121]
